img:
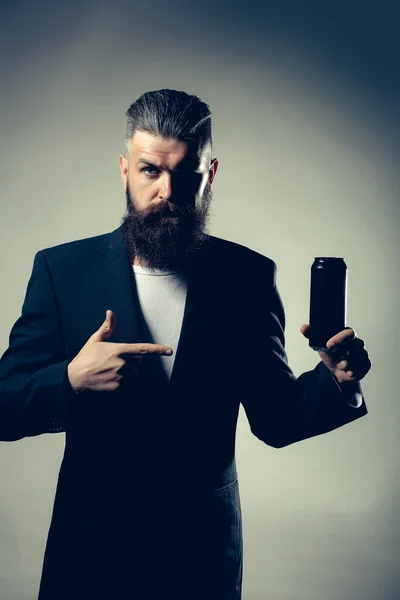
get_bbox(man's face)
[119,130,218,270]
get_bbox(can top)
[313,257,347,270]
[314,257,345,261]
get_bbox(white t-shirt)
[131,264,188,384]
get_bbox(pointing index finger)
[115,342,173,355]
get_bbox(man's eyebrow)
[137,159,162,168]
[136,158,197,172]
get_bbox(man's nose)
[158,172,172,200]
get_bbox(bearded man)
[0,89,370,600]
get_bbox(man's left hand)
[300,325,371,384]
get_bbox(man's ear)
[119,154,129,189]
[209,158,219,185]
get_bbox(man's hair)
[125,89,212,155]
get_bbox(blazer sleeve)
[0,250,77,441]
[240,259,368,448]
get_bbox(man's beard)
[120,183,213,271]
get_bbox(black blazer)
[0,225,367,599]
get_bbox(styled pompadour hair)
[125,89,212,155]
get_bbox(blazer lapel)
[92,226,144,348]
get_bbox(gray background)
[0,1,399,598]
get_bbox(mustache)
[128,200,197,221]
[148,202,179,215]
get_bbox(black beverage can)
[309,257,347,351]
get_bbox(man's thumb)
[94,310,115,341]
[300,324,311,339]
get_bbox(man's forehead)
[132,130,184,151]
[131,130,205,167]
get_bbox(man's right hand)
[67,310,173,393]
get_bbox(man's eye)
[142,167,159,175]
